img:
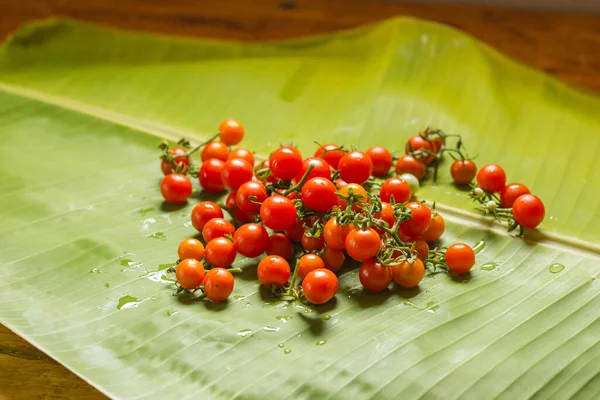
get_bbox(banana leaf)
[1,18,599,399]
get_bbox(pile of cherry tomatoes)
[158,121,544,303]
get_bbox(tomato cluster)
[158,121,491,304]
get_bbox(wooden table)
[1,1,600,399]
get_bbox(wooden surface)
[1,1,600,399]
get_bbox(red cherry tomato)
[380,178,411,204]
[294,157,331,183]
[221,158,253,190]
[226,192,254,223]
[359,260,393,293]
[191,201,223,232]
[257,255,291,286]
[260,195,297,231]
[405,135,434,164]
[199,158,225,193]
[266,233,294,259]
[205,237,237,268]
[399,202,432,238]
[161,147,189,175]
[203,268,234,302]
[476,164,507,193]
[218,119,244,146]
[337,183,369,211]
[269,146,303,180]
[322,246,345,272]
[302,177,338,212]
[233,223,269,258]
[373,202,395,232]
[445,243,476,274]
[366,146,393,177]
[323,218,354,250]
[395,155,426,179]
[512,194,545,228]
[175,258,205,290]
[314,144,345,169]
[500,183,530,208]
[338,151,373,184]
[301,232,325,252]
[201,142,229,162]
[202,218,235,243]
[302,269,338,304]
[298,254,326,279]
[450,159,477,185]
[228,148,255,166]
[236,181,268,213]
[160,174,192,204]
[345,228,381,261]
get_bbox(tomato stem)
[282,164,315,196]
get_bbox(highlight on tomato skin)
[476,164,507,193]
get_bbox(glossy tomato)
[395,155,426,179]
[512,194,545,228]
[302,177,338,212]
[269,146,303,180]
[500,183,530,208]
[201,142,229,162]
[399,202,432,238]
[177,238,205,261]
[359,260,393,293]
[260,195,297,231]
[302,269,338,304]
[175,258,205,290]
[345,228,381,261]
[199,158,226,193]
[203,268,234,302]
[205,237,237,268]
[338,151,373,184]
[202,218,235,243]
[380,177,411,204]
[160,174,192,204]
[233,223,269,258]
[257,255,291,286]
[218,119,244,146]
[221,158,253,190]
[476,164,506,193]
[314,143,345,169]
[265,233,294,259]
[392,258,424,288]
[450,159,477,185]
[191,201,224,232]
[294,157,331,183]
[445,243,475,274]
[366,146,393,177]
[236,181,268,213]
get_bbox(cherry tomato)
[450,159,477,185]
[476,164,506,193]
[225,192,254,223]
[405,135,434,164]
[257,255,291,286]
[177,238,205,261]
[302,177,338,212]
[298,254,326,279]
[175,258,205,290]
[445,243,476,274]
[203,268,234,302]
[359,260,393,293]
[410,239,429,261]
[334,179,347,189]
[301,232,324,252]
[228,148,255,166]
[160,174,192,204]
[205,237,237,268]
[294,157,331,183]
[338,151,373,184]
[199,158,226,193]
[399,202,432,238]
[395,155,426,179]
[500,183,530,208]
[236,181,268,213]
[201,142,229,162]
[373,202,395,233]
[345,228,381,261]
[512,194,545,228]
[392,258,424,288]
[260,195,297,231]
[421,213,445,242]
[380,177,411,204]
[314,144,345,169]
[221,158,253,190]
[266,233,294,259]
[202,218,235,243]
[269,146,303,180]
[161,147,189,175]
[322,246,345,272]
[302,269,338,304]
[233,223,269,258]
[285,218,305,242]
[191,201,223,232]
[218,119,244,146]
[323,218,354,250]
[336,183,368,211]
[366,146,393,177]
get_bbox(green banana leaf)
[1,17,599,399]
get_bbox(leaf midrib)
[1,80,599,260]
